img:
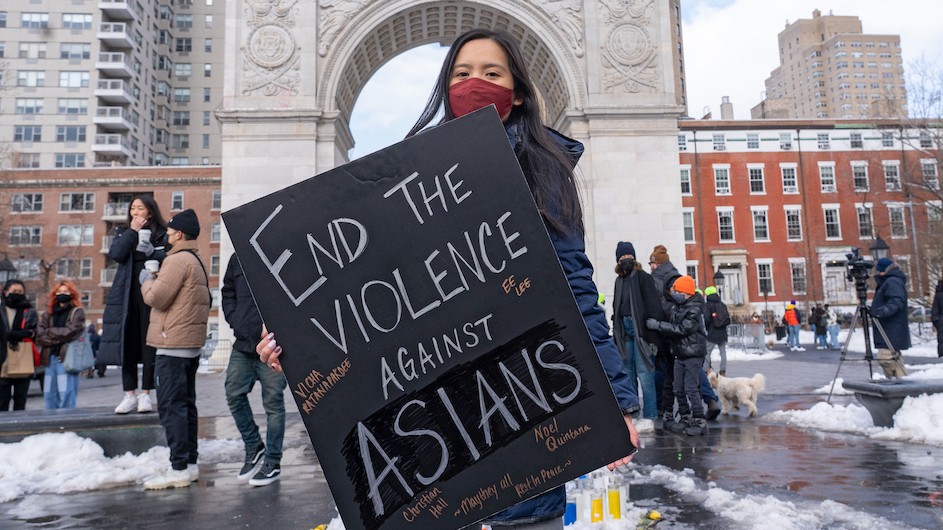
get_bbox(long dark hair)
[126,194,168,232]
[406,28,583,235]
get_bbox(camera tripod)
[827,298,905,403]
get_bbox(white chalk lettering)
[382,163,468,225]
[394,400,449,485]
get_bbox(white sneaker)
[137,393,153,413]
[796,347,807,352]
[115,394,138,414]
[635,418,655,433]
[187,464,199,482]
[144,467,192,490]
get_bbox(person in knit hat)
[645,275,709,436]
[869,257,909,377]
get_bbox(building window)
[58,98,88,115]
[59,71,90,88]
[173,111,190,126]
[748,166,765,194]
[14,125,42,142]
[211,190,222,210]
[17,71,45,87]
[174,63,192,78]
[928,201,942,222]
[57,258,93,279]
[210,255,220,276]
[790,260,807,295]
[62,13,92,29]
[717,208,735,242]
[746,133,759,149]
[18,42,47,59]
[203,111,211,126]
[176,38,193,52]
[713,166,731,195]
[55,153,85,168]
[819,164,836,192]
[922,160,939,190]
[888,205,906,238]
[712,134,725,151]
[60,43,90,60]
[204,38,213,52]
[686,265,698,284]
[824,206,842,239]
[682,210,695,243]
[679,168,692,195]
[856,204,873,238]
[12,193,43,213]
[13,259,41,280]
[203,88,211,102]
[177,13,193,29]
[850,132,863,148]
[202,134,210,148]
[205,14,213,28]
[204,63,212,77]
[881,131,894,147]
[21,12,49,28]
[16,153,41,168]
[752,208,769,242]
[173,88,191,103]
[55,125,87,143]
[170,157,190,165]
[60,192,95,212]
[852,163,869,191]
[817,133,830,150]
[172,192,184,211]
[779,132,792,150]
[883,162,901,191]
[210,222,221,243]
[9,226,42,246]
[171,134,190,149]
[0,12,6,28]
[781,165,798,193]
[15,98,44,114]
[756,261,773,295]
[57,224,94,246]
[919,131,933,149]
[678,134,687,151]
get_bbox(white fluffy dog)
[708,371,766,417]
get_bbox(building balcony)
[92,134,133,158]
[98,22,133,48]
[101,234,115,253]
[99,0,136,21]
[100,267,118,287]
[96,52,133,78]
[102,202,130,221]
[95,80,132,104]
[93,106,132,130]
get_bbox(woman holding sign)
[259,28,640,529]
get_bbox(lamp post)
[0,254,17,285]
[760,279,770,327]
[869,235,890,261]
[713,268,726,300]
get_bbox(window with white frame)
[756,260,774,295]
[922,160,939,189]
[881,131,894,147]
[752,207,769,242]
[57,224,94,246]
[713,165,731,195]
[785,207,802,241]
[883,161,901,191]
[21,12,49,28]
[171,191,184,210]
[56,125,86,142]
[746,133,759,149]
[855,203,873,238]
[9,226,42,246]
[686,264,698,284]
[211,222,221,243]
[712,134,726,151]
[779,132,792,150]
[781,164,798,193]
[17,71,45,87]
[748,165,765,194]
[928,201,943,222]
[59,192,94,212]
[58,98,87,114]
[819,163,836,192]
[58,71,89,88]
[15,98,43,115]
[852,163,869,191]
[211,190,222,210]
[680,167,691,195]
[682,209,695,243]
[56,258,92,279]
[12,193,43,213]
[919,131,932,149]
[717,208,735,242]
[850,132,863,148]
[210,255,220,276]
[888,204,906,238]
[13,259,41,280]
[62,13,92,29]
[789,260,807,295]
[817,133,830,150]
[19,42,47,59]
[678,134,687,151]
[80,292,91,307]
[824,205,842,239]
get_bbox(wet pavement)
[3,346,943,529]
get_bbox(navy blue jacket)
[871,267,910,350]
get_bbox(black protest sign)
[222,108,633,530]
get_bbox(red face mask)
[448,77,515,118]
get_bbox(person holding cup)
[98,195,168,414]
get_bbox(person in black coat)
[612,241,663,421]
[869,257,909,378]
[1,280,39,411]
[98,195,168,414]
[932,279,943,358]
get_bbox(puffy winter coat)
[612,267,664,357]
[871,267,910,350]
[142,240,210,349]
[36,306,85,366]
[704,293,729,344]
[651,295,707,360]
[221,254,263,354]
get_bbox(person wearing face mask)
[868,257,909,378]
[258,28,640,529]
[1,280,39,411]
[645,275,709,436]
[612,241,663,430]
[139,209,211,490]
[36,281,86,409]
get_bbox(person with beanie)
[703,286,730,375]
[140,208,211,489]
[931,279,943,358]
[782,302,804,351]
[612,241,663,430]
[645,275,709,436]
[869,257,909,378]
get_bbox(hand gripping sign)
[222,108,634,530]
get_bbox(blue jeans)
[828,324,840,349]
[621,317,657,419]
[787,324,800,348]
[44,354,79,409]
[225,349,287,464]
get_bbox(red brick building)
[678,119,940,318]
[0,166,222,330]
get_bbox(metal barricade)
[726,324,743,349]
[199,338,232,371]
[741,323,766,351]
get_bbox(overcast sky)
[348,0,942,159]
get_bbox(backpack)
[711,302,731,328]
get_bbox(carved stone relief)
[317,0,371,57]
[599,0,659,94]
[534,0,585,58]
[241,0,301,96]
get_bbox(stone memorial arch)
[218,0,684,299]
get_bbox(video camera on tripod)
[844,247,873,303]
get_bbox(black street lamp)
[760,279,771,326]
[869,235,890,261]
[0,254,17,285]
[713,268,725,298]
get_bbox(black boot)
[669,414,692,433]
[706,399,722,421]
[684,417,708,436]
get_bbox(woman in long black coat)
[97,195,167,414]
